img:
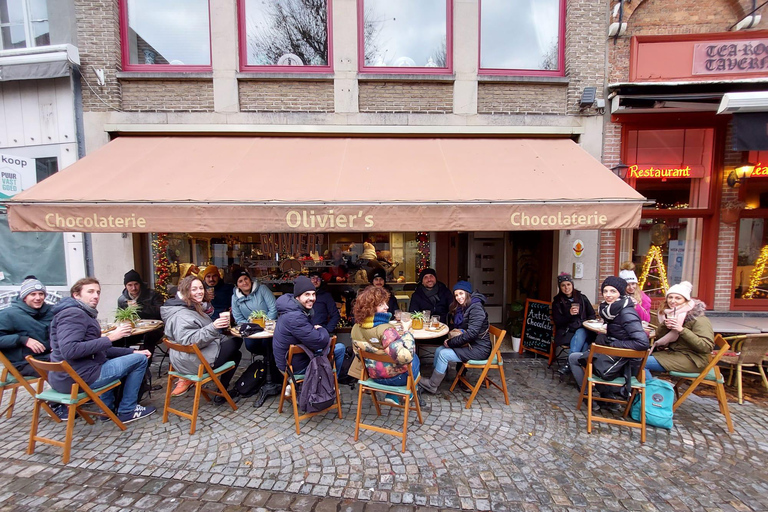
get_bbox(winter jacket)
[49,298,133,392]
[653,300,714,373]
[273,293,330,374]
[231,282,277,324]
[631,291,652,323]
[0,298,53,367]
[311,286,340,333]
[117,284,163,320]
[161,297,228,375]
[551,289,596,347]
[447,292,493,362]
[210,280,235,318]
[599,297,650,351]
[351,314,415,380]
[408,281,453,322]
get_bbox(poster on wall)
[0,153,35,199]
[668,240,685,285]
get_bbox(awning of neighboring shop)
[0,44,80,81]
[5,136,646,233]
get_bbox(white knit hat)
[666,281,693,301]
[618,269,638,284]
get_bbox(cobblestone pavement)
[1,355,767,511]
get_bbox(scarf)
[422,285,441,306]
[76,299,99,319]
[361,312,392,329]
[599,296,632,322]
[657,300,695,325]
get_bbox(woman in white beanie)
[619,262,651,323]
[645,281,715,376]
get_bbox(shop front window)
[120,0,211,70]
[735,217,768,300]
[359,0,450,72]
[240,0,331,70]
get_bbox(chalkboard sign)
[520,299,554,360]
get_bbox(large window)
[120,0,211,70]
[239,0,332,71]
[479,0,564,75]
[0,0,48,50]
[359,0,451,73]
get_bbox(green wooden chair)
[0,351,59,421]
[450,326,510,409]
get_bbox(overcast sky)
[127,0,210,65]
[480,0,560,70]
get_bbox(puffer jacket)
[599,296,649,351]
[231,281,278,324]
[161,297,228,375]
[351,314,415,380]
[272,294,330,374]
[551,289,596,347]
[312,285,340,333]
[117,284,163,320]
[653,299,714,373]
[49,298,133,392]
[447,292,493,362]
[0,297,53,366]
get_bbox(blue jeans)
[644,355,666,380]
[89,353,149,416]
[570,327,590,354]
[434,346,463,374]
[333,343,345,377]
[374,354,421,387]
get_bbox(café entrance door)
[468,233,505,324]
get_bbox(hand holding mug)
[665,317,683,332]
[108,323,132,341]
[213,316,229,329]
[205,287,215,301]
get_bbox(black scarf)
[599,296,632,322]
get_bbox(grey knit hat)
[19,277,46,300]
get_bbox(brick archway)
[613,0,749,23]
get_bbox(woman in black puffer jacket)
[569,276,649,395]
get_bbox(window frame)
[119,0,213,72]
[477,0,566,77]
[357,0,453,75]
[237,0,334,73]
[0,0,49,50]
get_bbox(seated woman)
[419,281,492,394]
[619,261,651,323]
[552,272,596,376]
[645,281,714,378]
[569,277,649,406]
[351,285,419,405]
[161,276,243,401]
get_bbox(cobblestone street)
[1,356,767,511]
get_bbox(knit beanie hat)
[232,270,251,283]
[453,280,473,294]
[601,276,627,296]
[19,277,45,300]
[666,281,693,301]
[368,267,387,284]
[557,272,573,284]
[293,276,315,297]
[308,270,323,279]
[418,268,437,284]
[618,269,638,284]
[123,269,142,285]
[198,266,220,281]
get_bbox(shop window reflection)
[735,218,768,300]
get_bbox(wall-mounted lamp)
[727,163,755,187]
[610,162,630,180]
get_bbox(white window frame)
[0,0,49,51]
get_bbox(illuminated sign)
[628,164,706,179]
[752,162,768,177]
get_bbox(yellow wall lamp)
[727,163,755,188]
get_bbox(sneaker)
[557,364,571,376]
[171,378,193,396]
[284,384,292,398]
[213,393,231,405]
[51,404,68,421]
[383,394,401,406]
[118,404,157,424]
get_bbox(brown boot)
[418,371,445,394]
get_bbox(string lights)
[416,232,430,273]
[744,245,768,299]
[152,233,171,300]
[638,245,669,296]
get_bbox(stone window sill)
[116,71,213,80]
[478,75,569,85]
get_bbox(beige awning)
[6,136,646,232]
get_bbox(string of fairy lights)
[152,233,171,300]
[638,245,670,295]
[745,245,768,299]
[415,232,430,273]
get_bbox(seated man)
[273,276,345,384]
[49,278,156,423]
[309,271,340,334]
[117,269,164,359]
[408,268,453,322]
[0,276,53,376]
[199,266,234,318]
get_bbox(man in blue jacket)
[49,278,156,423]
[308,271,340,333]
[199,265,234,318]
[273,276,345,379]
[0,276,53,376]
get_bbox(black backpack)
[234,359,267,397]
[288,345,337,413]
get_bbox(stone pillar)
[210,0,239,113]
[453,0,478,115]
[333,0,359,113]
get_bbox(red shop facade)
[607,31,768,312]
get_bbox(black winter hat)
[293,276,315,297]
[368,267,387,284]
[124,269,142,286]
[601,276,627,296]
[418,268,437,284]
[232,270,251,283]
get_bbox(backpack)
[233,359,267,398]
[631,378,674,429]
[337,346,358,386]
[288,345,337,413]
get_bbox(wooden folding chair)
[669,334,734,432]
[278,336,342,435]
[354,344,423,453]
[718,334,768,405]
[576,345,650,443]
[0,352,59,421]
[162,338,238,434]
[25,356,125,464]
[450,326,510,409]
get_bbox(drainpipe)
[71,65,94,276]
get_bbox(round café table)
[406,322,449,364]
[229,326,280,407]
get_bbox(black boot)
[558,364,571,376]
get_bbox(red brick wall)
[358,82,452,113]
[75,0,122,112]
[239,81,334,112]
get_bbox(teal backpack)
[631,378,674,430]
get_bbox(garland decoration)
[416,232,430,273]
[152,233,171,300]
